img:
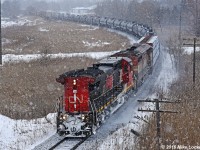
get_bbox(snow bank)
[82,40,110,48]
[2,51,119,64]
[183,46,200,55]
[1,17,36,28]
[0,114,56,150]
[2,38,13,46]
[38,27,49,32]
[155,50,178,92]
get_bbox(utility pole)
[179,0,183,41]
[178,0,183,70]
[138,98,180,150]
[183,37,200,87]
[0,2,2,65]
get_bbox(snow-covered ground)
[38,27,49,32]
[82,40,111,48]
[183,46,200,55]
[0,114,56,150]
[2,51,119,64]
[1,17,38,28]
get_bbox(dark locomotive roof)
[63,68,104,77]
[113,43,152,58]
[56,68,104,84]
[135,44,152,54]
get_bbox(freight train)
[37,11,152,39]
[38,11,160,137]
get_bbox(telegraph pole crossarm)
[138,109,178,113]
[137,99,181,104]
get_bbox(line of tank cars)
[38,11,160,137]
[38,11,152,38]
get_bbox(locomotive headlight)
[81,114,85,121]
[73,79,76,85]
[63,114,68,121]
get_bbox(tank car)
[107,18,115,28]
[99,17,108,27]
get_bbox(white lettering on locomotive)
[69,95,84,104]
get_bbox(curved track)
[33,134,90,150]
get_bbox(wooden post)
[193,38,196,86]
[155,99,161,150]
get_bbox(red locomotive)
[56,35,159,137]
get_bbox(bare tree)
[182,0,200,37]
[2,0,21,18]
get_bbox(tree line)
[1,0,98,18]
[2,0,199,36]
[94,0,200,37]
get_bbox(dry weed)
[0,57,96,119]
[2,16,130,55]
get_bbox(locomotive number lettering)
[69,95,84,103]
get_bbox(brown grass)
[0,57,96,119]
[2,16,130,55]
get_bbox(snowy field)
[0,17,178,150]
[1,17,38,28]
[2,51,118,64]
[0,114,56,150]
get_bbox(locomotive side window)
[89,81,100,91]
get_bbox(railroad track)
[33,134,91,150]
[50,136,90,150]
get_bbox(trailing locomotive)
[37,11,160,137]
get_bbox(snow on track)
[32,134,83,150]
